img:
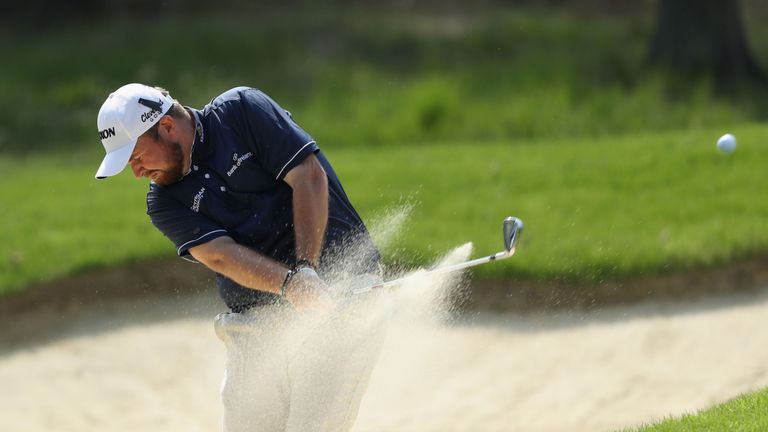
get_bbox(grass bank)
[338,124,768,283]
[624,388,768,432]
[2,124,766,294]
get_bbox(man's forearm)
[291,167,328,266]
[189,236,289,294]
[189,236,331,311]
[282,154,330,267]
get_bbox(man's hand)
[282,267,335,313]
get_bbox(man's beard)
[151,139,186,186]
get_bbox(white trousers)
[214,293,390,432]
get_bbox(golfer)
[94,83,385,431]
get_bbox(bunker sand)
[2,286,768,432]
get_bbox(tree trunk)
[648,0,765,88]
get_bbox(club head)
[503,217,523,253]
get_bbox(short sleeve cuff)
[275,140,319,180]
[177,229,229,259]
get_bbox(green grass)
[335,124,768,282]
[2,123,766,294]
[624,388,768,431]
[0,153,170,293]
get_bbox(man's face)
[129,133,185,186]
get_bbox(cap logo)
[138,97,165,123]
[99,127,116,140]
[141,110,162,123]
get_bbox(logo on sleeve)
[191,187,206,212]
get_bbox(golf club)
[352,216,523,295]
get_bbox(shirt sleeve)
[237,89,319,180]
[146,186,229,261]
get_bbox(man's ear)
[157,115,175,138]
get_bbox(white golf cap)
[95,83,175,179]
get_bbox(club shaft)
[352,248,515,295]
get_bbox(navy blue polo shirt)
[146,87,379,311]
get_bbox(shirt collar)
[188,107,208,164]
[191,108,204,145]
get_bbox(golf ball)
[717,133,737,154]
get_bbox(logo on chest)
[191,187,206,212]
[227,152,253,177]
